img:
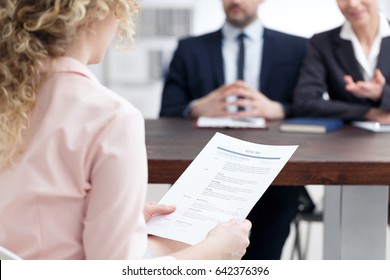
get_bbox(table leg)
[323,185,388,260]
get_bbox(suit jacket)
[160,28,308,117]
[293,26,390,121]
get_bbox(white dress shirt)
[222,19,264,89]
[340,12,390,81]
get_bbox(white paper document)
[147,132,298,245]
[197,116,267,129]
[352,121,390,132]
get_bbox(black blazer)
[293,26,390,121]
[160,28,308,117]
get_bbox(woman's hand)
[364,108,390,124]
[203,219,252,260]
[149,218,252,260]
[144,202,176,222]
[344,69,386,101]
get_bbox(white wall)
[193,0,390,37]
[260,0,343,37]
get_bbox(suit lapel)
[377,37,390,77]
[334,30,364,81]
[260,29,271,92]
[210,30,225,86]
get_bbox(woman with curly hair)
[0,0,251,260]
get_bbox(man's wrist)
[183,101,195,118]
[188,100,200,117]
[279,103,289,119]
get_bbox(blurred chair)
[0,246,22,260]
[290,187,323,260]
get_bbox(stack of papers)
[147,132,297,245]
[196,116,266,129]
[352,121,390,132]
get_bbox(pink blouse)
[0,57,148,259]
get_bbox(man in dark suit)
[160,0,308,259]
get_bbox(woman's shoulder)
[309,26,343,51]
[312,26,342,41]
[48,57,141,116]
[42,70,143,130]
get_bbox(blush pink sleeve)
[83,107,148,259]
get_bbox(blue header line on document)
[217,147,281,160]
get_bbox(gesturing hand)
[344,69,386,101]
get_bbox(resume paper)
[197,116,267,129]
[147,132,298,245]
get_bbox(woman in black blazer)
[294,0,390,224]
[294,0,390,123]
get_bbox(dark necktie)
[236,33,246,111]
[237,33,246,80]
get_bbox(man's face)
[222,0,263,28]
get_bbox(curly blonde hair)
[0,0,139,168]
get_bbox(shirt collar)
[340,12,390,40]
[44,56,100,83]
[222,18,264,42]
[339,13,390,80]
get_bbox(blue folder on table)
[280,118,344,134]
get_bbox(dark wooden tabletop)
[145,118,390,185]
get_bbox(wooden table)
[145,118,389,259]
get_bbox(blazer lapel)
[334,31,364,81]
[260,29,274,92]
[210,30,225,86]
[377,37,390,77]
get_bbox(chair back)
[0,246,22,260]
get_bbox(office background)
[90,0,390,259]
[90,0,390,120]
